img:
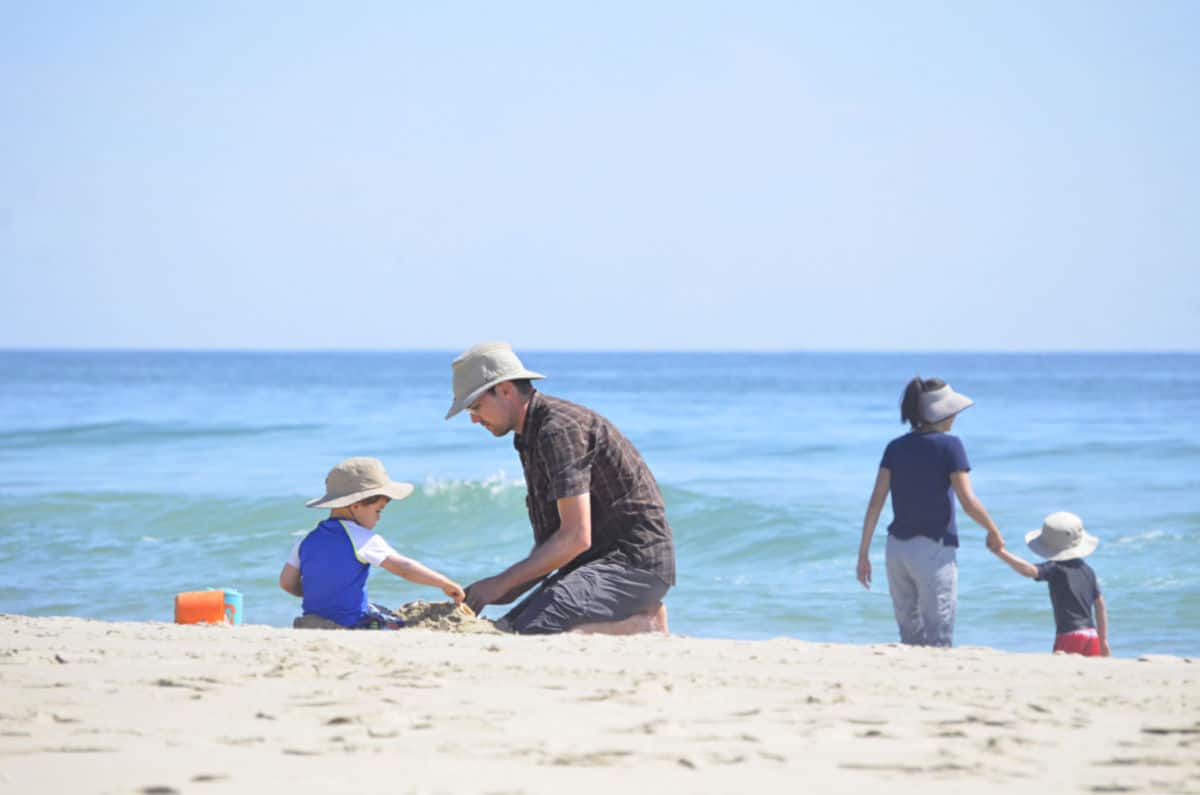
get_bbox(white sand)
[0,615,1196,794]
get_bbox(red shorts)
[1053,628,1100,656]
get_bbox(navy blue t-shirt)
[880,431,971,547]
[1035,558,1101,634]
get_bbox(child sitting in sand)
[992,511,1110,657]
[279,457,465,629]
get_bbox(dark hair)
[507,379,534,396]
[900,376,946,428]
[354,495,389,507]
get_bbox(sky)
[1,2,1197,351]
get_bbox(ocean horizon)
[4,347,1197,354]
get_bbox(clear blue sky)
[2,2,1197,351]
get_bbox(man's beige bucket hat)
[445,341,545,419]
[306,457,415,508]
[1025,511,1100,562]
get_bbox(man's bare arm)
[465,493,591,612]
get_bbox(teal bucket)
[222,589,243,625]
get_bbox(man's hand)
[986,530,1004,553]
[464,575,511,615]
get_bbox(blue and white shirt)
[285,518,399,627]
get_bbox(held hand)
[464,576,508,615]
[986,531,1005,553]
[442,581,466,605]
[856,554,872,590]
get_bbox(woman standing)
[856,377,1003,646]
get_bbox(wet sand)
[0,615,1195,794]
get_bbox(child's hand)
[443,582,466,605]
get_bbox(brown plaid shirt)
[514,391,676,585]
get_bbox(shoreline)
[1,614,1196,794]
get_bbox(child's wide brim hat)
[306,457,415,508]
[445,341,545,419]
[919,384,974,424]
[1025,511,1100,561]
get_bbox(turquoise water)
[0,350,1196,656]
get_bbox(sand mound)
[291,602,501,634]
[393,600,503,634]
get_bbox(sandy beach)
[0,614,1196,794]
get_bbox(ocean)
[1,350,1196,657]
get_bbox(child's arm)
[949,471,1004,551]
[857,468,891,590]
[279,563,303,597]
[992,546,1039,579]
[382,555,466,604]
[1095,594,1111,656]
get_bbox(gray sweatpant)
[885,534,958,647]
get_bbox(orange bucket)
[174,590,228,624]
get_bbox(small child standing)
[993,511,1110,656]
[279,457,465,629]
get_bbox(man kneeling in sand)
[446,342,675,635]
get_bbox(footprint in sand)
[617,719,667,735]
[1141,724,1200,736]
[39,745,116,754]
[546,749,633,766]
[1099,756,1183,767]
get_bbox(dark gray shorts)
[501,558,670,635]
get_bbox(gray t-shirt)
[1035,558,1101,634]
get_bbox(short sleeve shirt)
[514,391,675,585]
[881,431,971,547]
[285,518,400,627]
[1035,558,1101,634]
[286,522,398,568]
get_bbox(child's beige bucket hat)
[1025,511,1100,561]
[919,383,974,424]
[306,457,415,508]
[444,341,544,419]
